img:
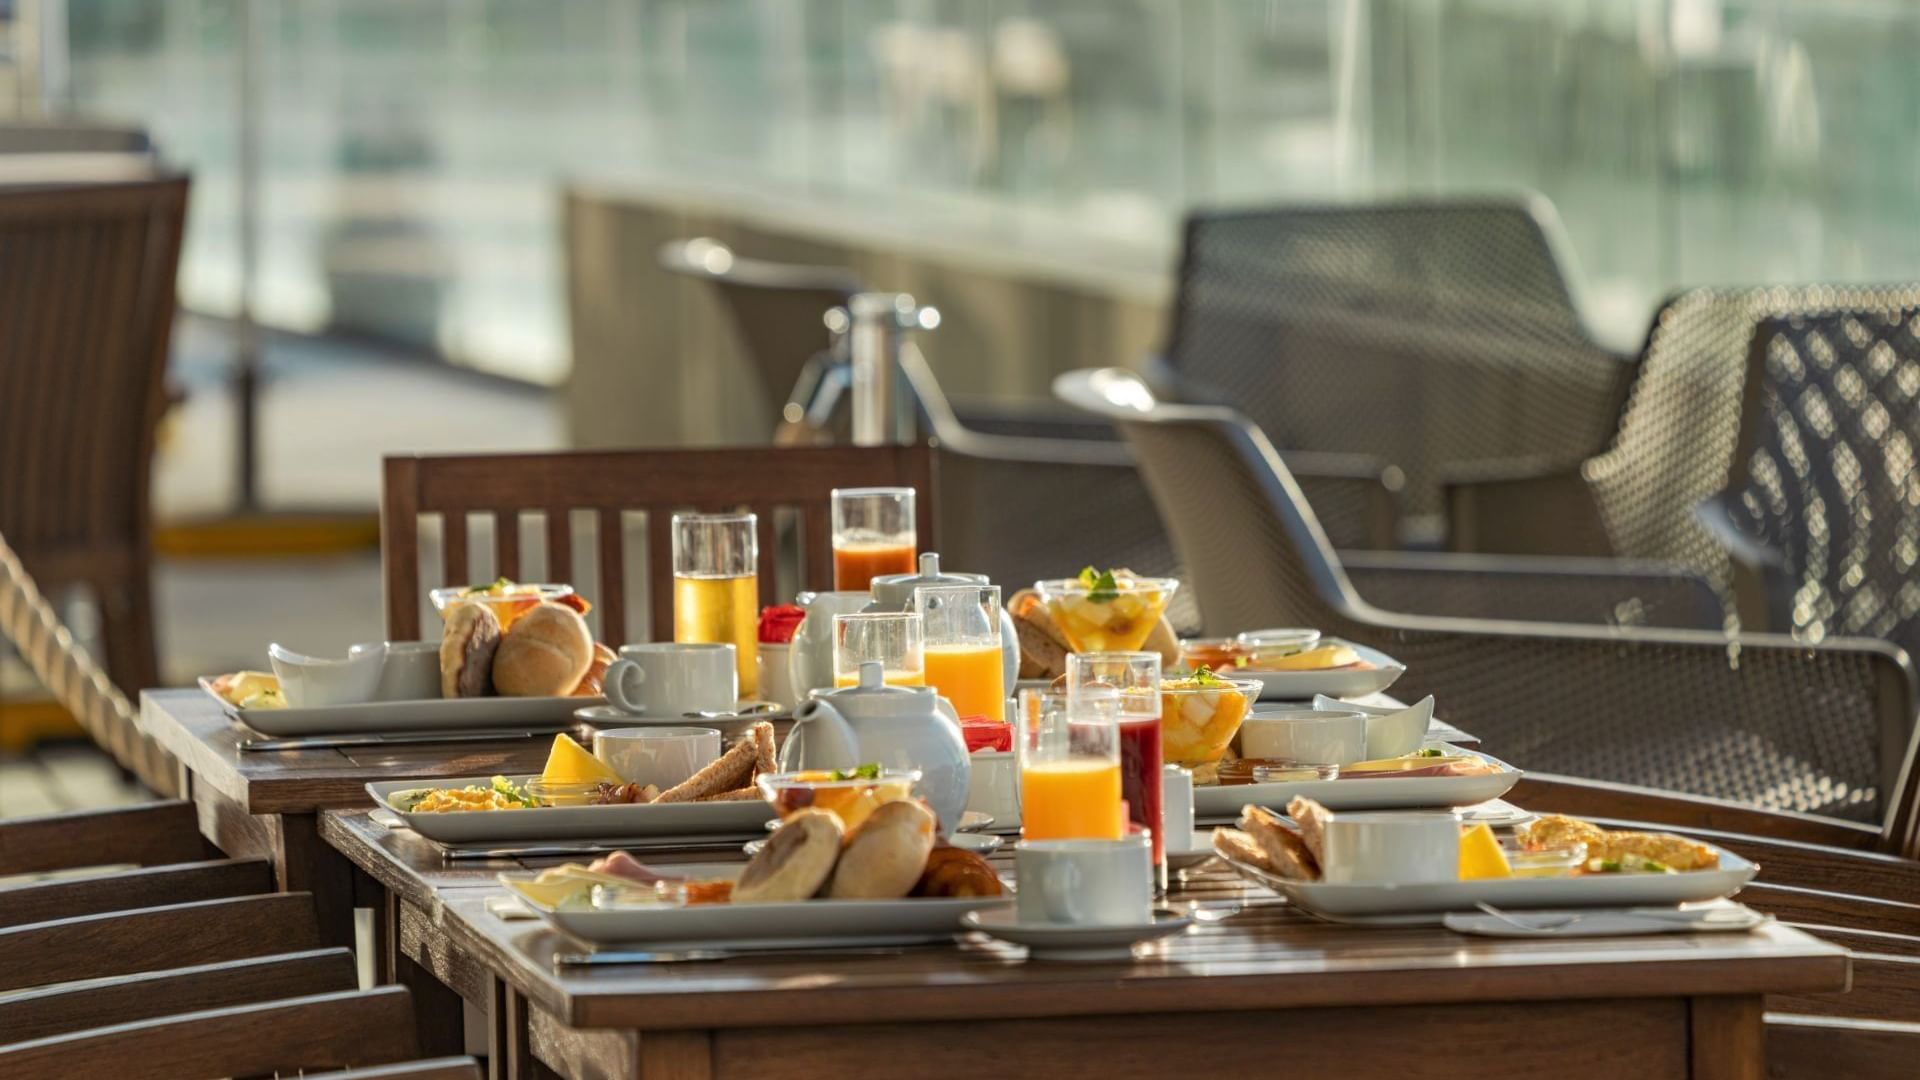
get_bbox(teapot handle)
[782,697,862,772]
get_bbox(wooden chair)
[381,444,937,644]
[0,528,178,793]
[0,176,190,697]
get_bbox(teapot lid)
[817,660,940,714]
[869,552,987,608]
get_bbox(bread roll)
[734,809,843,903]
[440,603,502,698]
[828,799,937,899]
[491,602,593,697]
[913,845,1004,898]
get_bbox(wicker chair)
[0,176,189,696]
[1161,198,1633,535]
[1057,367,1916,824]
[1446,285,1920,632]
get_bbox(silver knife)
[555,943,935,966]
[442,835,765,860]
[240,728,573,752]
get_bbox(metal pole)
[842,292,938,447]
[234,0,263,511]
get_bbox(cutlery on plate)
[1470,901,1761,934]
[240,728,575,752]
[1173,902,1242,924]
[683,701,782,719]
[443,836,765,860]
[555,944,927,966]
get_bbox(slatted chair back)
[1164,198,1629,520]
[382,445,936,644]
[0,892,324,994]
[0,176,188,695]
[0,529,179,794]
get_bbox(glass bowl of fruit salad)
[1033,568,1179,653]
[1159,669,1261,765]
[756,765,921,831]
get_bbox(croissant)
[912,845,1004,898]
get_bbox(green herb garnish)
[828,763,883,782]
[490,775,540,808]
[463,576,513,596]
[1414,747,1445,758]
[1189,665,1229,688]
[1077,566,1120,603]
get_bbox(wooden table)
[323,809,1847,1080]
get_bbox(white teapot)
[780,661,972,832]
[785,589,873,701]
[864,553,1020,694]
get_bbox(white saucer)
[962,907,1193,961]
[744,831,1003,858]
[1166,830,1216,872]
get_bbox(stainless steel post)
[839,292,939,446]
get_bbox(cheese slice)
[540,733,624,786]
[1260,644,1360,672]
[1458,823,1512,880]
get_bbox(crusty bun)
[572,642,617,697]
[913,845,1003,898]
[440,603,502,698]
[734,809,843,903]
[828,799,937,900]
[491,602,593,697]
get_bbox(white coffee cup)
[348,640,441,701]
[604,643,737,716]
[1161,764,1194,850]
[1240,707,1368,765]
[965,750,1020,830]
[1015,836,1153,926]
[1319,811,1460,884]
[593,727,723,790]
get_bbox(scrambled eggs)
[397,776,540,813]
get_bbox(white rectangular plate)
[1240,642,1406,701]
[367,775,773,842]
[1193,750,1521,817]
[506,864,1011,946]
[1216,845,1756,918]
[202,676,594,736]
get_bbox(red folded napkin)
[960,716,1012,753]
[758,604,806,645]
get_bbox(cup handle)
[604,659,646,715]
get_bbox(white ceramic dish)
[962,907,1192,961]
[1193,749,1520,818]
[507,863,1010,946]
[267,643,384,707]
[1238,641,1404,701]
[367,775,773,843]
[203,677,594,735]
[1215,843,1757,918]
[1309,694,1434,759]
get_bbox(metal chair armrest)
[1341,551,1724,629]
[1510,773,1882,851]
[1694,492,1787,571]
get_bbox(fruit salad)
[755,765,921,831]
[1034,568,1178,653]
[1159,668,1259,764]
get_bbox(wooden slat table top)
[320,809,1848,1033]
[141,689,560,814]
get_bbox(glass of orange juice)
[831,487,916,591]
[912,583,1005,722]
[1016,687,1122,841]
[832,612,925,687]
[672,512,758,698]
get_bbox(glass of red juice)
[1118,714,1166,892]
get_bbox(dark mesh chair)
[1058,368,1916,825]
[1708,309,1920,684]
[1447,285,1920,632]
[1163,199,1633,534]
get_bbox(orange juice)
[673,573,759,697]
[1020,759,1123,840]
[833,668,926,688]
[924,644,1005,722]
[833,541,917,591]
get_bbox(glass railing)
[57,0,1920,382]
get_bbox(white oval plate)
[1235,641,1405,701]
[368,775,773,843]
[1192,750,1520,818]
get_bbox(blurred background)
[9,0,1920,812]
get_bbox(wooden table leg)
[380,890,466,1057]
[1691,995,1764,1080]
[491,977,555,1080]
[274,812,357,949]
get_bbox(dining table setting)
[135,482,1850,1080]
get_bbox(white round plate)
[963,907,1193,961]
[744,831,1003,858]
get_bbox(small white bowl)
[1239,707,1367,765]
[267,643,385,708]
[1311,694,1434,759]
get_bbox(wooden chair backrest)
[0,529,178,794]
[381,445,936,643]
[0,892,322,994]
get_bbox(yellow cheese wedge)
[540,733,623,786]
[1458,822,1513,880]
[1259,644,1360,672]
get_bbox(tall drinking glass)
[1065,651,1165,888]
[831,487,916,591]
[913,583,1005,722]
[832,612,925,687]
[672,512,758,698]
[1016,687,1122,841]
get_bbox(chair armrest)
[1694,491,1787,571]
[1341,551,1723,629]
[1442,461,1612,556]
[1511,773,1880,850]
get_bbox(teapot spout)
[780,698,862,772]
